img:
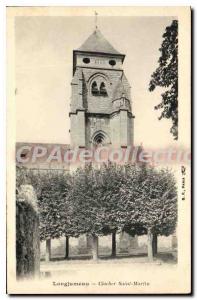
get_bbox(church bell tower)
[69,25,137,251]
[69,27,134,150]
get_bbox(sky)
[15,15,177,148]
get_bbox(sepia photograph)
[6,6,191,294]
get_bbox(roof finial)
[94,11,98,31]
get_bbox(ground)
[40,250,177,278]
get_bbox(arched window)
[94,132,105,145]
[92,130,110,146]
[91,81,99,96]
[100,82,108,96]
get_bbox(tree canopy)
[67,164,126,237]
[149,20,178,140]
[16,166,72,241]
[66,163,177,238]
[122,165,177,236]
[16,164,177,241]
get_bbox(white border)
[1,1,196,299]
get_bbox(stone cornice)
[69,110,135,119]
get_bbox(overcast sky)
[15,15,177,148]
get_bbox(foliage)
[66,163,177,237]
[122,165,177,236]
[149,20,178,140]
[16,166,72,241]
[16,164,177,240]
[67,165,104,236]
[98,163,126,234]
[38,171,72,241]
[119,164,148,236]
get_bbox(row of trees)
[16,163,177,261]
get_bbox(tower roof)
[77,29,123,56]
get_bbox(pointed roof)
[77,29,123,55]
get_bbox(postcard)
[7,6,191,294]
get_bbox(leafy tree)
[149,20,178,140]
[95,163,127,257]
[39,171,75,260]
[16,167,72,261]
[121,165,177,260]
[119,164,147,237]
[67,165,104,260]
[67,164,126,259]
[16,164,177,262]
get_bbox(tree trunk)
[45,239,51,262]
[87,235,92,254]
[171,232,177,249]
[65,236,69,259]
[111,232,116,257]
[91,234,98,261]
[152,233,157,256]
[147,229,153,262]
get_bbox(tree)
[149,20,178,140]
[67,164,126,260]
[17,164,177,262]
[16,167,72,261]
[67,165,108,260]
[96,163,127,257]
[38,171,72,261]
[121,165,177,261]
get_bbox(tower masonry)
[69,28,134,150]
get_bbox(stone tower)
[69,28,134,150]
[69,27,137,253]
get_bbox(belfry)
[69,27,134,150]
[69,24,137,253]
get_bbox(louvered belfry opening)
[91,81,99,96]
[91,81,108,97]
[100,82,108,96]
